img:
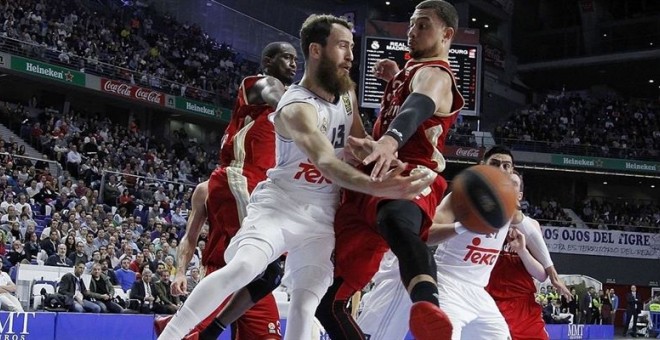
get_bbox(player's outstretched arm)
[171,181,209,296]
[275,102,434,200]
[508,228,547,281]
[359,67,453,180]
[427,194,459,245]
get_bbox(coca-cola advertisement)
[100,78,165,106]
[444,145,484,160]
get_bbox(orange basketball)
[449,165,518,234]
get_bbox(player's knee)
[246,261,283,303]
[376,200,423,243]
[288,265,332,301]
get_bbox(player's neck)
[300,75,336,102]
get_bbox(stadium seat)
[31,279,57,310]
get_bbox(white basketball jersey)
[435,223,510,288]
[267,84,353,199]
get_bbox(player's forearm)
[316,156,373,195]
[517,248,548,281]
[546,265,561,283]
[427,223,459,245]
[176,237,195,274]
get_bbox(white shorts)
[225,180,337,298]
[357,256,510,340]
[437,275,510,340]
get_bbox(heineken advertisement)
[10,56,85,86]
[551,154,660,174]
[174,97,217,116]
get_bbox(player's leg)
[376,200,438,305]
[283,234,334,340]
[460,290,510,340]
[357,276,412,340]
[316,277,366,340]
[435,275,481,340]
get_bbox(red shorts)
[496,297,548,340]
[333,174,447,297]
[192,265,282,339]
[204,168,263,268]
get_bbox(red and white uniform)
[358,225,511,340]
[486,217,549,340]
[334,58,464,298]
[201,75,281,339]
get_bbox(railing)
[98,170,197,206]
[445,133,659,162]
[0,36,218,104]
[0,152,63,190]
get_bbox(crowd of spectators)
[578,197,660,233]
[495,94,660,161]
[0,0,258,106]
[523,198,576,228]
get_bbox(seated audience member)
[154,269,179,314]
[85,250,102,274]
[45,244,73,267]
[58,263,101,313]
[186,267,201,294]
[68,241,89,266]
[0,261,23,312]
[6,240,28,265]
[23,231,40,262]
[100,258,119,286]
[40,230,60,256]
[129,268,159,314]
[544,298,571,324]
[88,264,124,313]
[115,258,136,291]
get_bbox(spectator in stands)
[129,252,145,274]
[67,237,89,266]
[115,257,136,292]
[129,268,159,314]
[88,263,124,313]
[40,230,60,257]
[66,145,82,178]
[154,268,179,314]
[6,240,28,266]
[58,263,101,313]
[170,206,186,229]
[94,229,108,249]
[0,261,23,312]
[82,232,97,258]
[186,267,200,295]
[64,235,77,257]
[107,245,120,269]
[45,243,73,267]
[100,258,118,286]
[85,250,102,274]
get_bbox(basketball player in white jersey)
[158,14,435,340]
[358,146,520,340]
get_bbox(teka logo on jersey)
[294,161,332,184]
[463,237,499,265]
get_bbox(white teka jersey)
[268,84,353,200]
[435,223,510,287]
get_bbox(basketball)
[450,165,518,234]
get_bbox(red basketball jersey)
[372,59,464,172]
[486,242,537,300]
[219,75,276,187]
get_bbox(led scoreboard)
[360,36,482,116]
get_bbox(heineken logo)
[185,102,214,115]
[25,62,75,82]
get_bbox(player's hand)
[348,135,399,181]
[370,162,436,200]
[508,227,526,253]
[170,272,187,296]
[551,277,572,302]
[372,59,399,82]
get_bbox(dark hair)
[415,0,459,31]
[482,145,514,164]
[512,170,524,194]
[299,14,353,60]
[261,42,292,66]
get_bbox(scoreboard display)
[360,36,482,116]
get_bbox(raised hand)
[372,59,400,82]
[370,161,436,200]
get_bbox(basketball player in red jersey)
[316,1,464,339]
[156,41,298,340]
[486,177,572,340]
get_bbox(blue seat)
[9,266,17,283]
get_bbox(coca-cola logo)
[455,148,480,158]
[103,80,132,97]
[135,87,163,104]
[101,79,165,105]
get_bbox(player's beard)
[317,53,354,95]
